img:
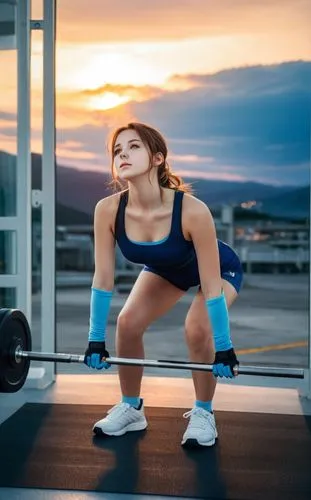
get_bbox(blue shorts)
[143,255,243,294]
[220,266,243,293]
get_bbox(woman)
[84,122,243,448]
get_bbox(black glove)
[212,347,239,378]
[84,341,111,370]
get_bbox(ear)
[153,152,164,167]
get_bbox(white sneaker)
[181,407,218,447]
[93,400,148,437]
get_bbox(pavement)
[29,273,310,381]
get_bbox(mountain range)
[33,153,309,223]
[1,151,309,223]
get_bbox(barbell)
[0,307,305,393]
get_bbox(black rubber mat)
[0,403,310,499]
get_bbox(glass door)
[0,0,56,389]
[0,0,32,316]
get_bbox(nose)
[120,150,128,159]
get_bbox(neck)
[127,180,164,210]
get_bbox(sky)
[0,0,310,186]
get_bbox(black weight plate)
[0,308,31,393]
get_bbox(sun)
[88,92,131,111]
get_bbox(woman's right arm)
[92,196,116,291]
[84,196,118,369]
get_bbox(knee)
[184,317,214,352]
[116,309,144,342]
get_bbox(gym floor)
[1,373,311,500]
[1,274,310,498]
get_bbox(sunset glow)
[87,92,130,111]
[0,0,310,185]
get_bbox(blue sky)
[55,61,311,186]
[0,0,310,186]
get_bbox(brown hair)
[108,122,193,194]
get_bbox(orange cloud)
[56,83,162,115]
[55,88,138,129]
[0,133,16,154]
[56,146,97,160]
[55,0,310,44]
[169,154,215,164]
[0,120,16,129]
[81,83,163,100]
[175,169,246,182]
[80,83,164,111]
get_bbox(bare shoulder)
[95,191,122,214]
[181,193,215,239]
[94,191,125,230]
[182,192,213,220]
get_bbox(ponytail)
[157,161,193,194]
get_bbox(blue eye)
[130,144,139,149]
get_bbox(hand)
[84,341,111,370]
[212,348,239,378]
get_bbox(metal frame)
[1,0,57,391]
[0,1,31,299]
[0,0,17,50]
[308,172,311,399]
[301,138,311,400]
[40,0,56,388]
[16,0,31,317]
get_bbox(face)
[113,129,151,181]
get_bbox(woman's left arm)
[186,198,222,300]
[186,197,239,378]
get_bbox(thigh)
[186,279,238,330]
[119,269,185,330]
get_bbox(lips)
[120,163,131,169]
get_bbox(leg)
[116,270,185,399]
[184,279,238,403]
[181,280,238,447]
[93,271,185,437]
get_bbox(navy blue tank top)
[114,190,240,290]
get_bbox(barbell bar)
[16,349,305,379]
[0,308,305,394]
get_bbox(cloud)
[174,169,246,182]
[57,124,110,156]
[76,83,164,111]
[168,60,311,98]
[56,140,98,161]
[0,111,16,122]
[55,0,310,43]
[169,154,215,164]
[1,60,309,186]
[128,61,310,185]
[54,61,310,185]
[0,124,17,137]
[80,83,163,101]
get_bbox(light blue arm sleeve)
[205,292,233,351]
[88,288,113,342]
